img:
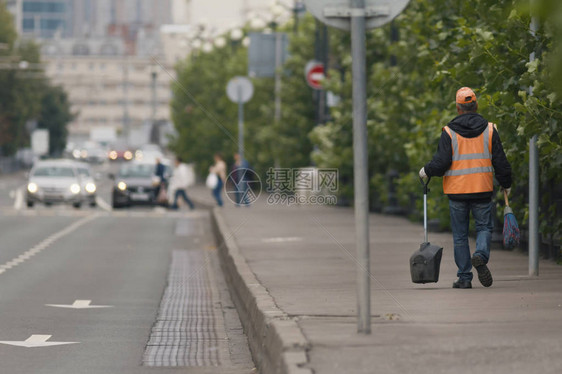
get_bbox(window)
[23,1,66,13]
[72,44,90,56]
[33,167,75,178]
[100,44,118,56]
[22,18,34,30]
[40,19,65,31]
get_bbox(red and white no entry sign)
[305,60,325,90]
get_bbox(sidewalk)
[191,186,562,374]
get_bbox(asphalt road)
[0,162,254,374]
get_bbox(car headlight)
[80,150,88,158]
[85,183,96,193]
[117,181,127,191]
[124,151,133,160]
[72,149,81,159]
[27,182,38,194]
[70,183,81,194]
[109,151,118,160]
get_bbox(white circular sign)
[226,76,254,104]
[304,0,411,31]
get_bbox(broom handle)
[503,189,510,207]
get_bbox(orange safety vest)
[443,123,494,195]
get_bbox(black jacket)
[424,113,512,201]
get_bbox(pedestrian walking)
[419,87,512,289]
[169,156,195,210]
[209,153,226,206]
[231,153,250,206]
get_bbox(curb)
[210,207,312,374]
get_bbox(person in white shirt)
[209,153,226,206]
[169,156,195,210]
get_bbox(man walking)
[419,87,512,289]
[169,156,195,210]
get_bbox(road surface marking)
[262,237,303,243]
[0,213,100,277]
[46,300,113,309]
[0,335,79,348]
[13,187,23,210]
[95,196,112,212]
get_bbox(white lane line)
[13,187,24,210]
[95,196,112,212]
[262,237,303,243]
[0,213,100,277]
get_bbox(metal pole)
[274,33,282,168]
[423,193,428,243]
[529,5,539,276]
[274,33,282,124]
[237,82,245,204]
[529,135,539,276]
[151,71,157,124]
[238,100,244,163]
[123,58,130,143]
[319,25,328,124]
[350,0,370,334]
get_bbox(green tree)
[38,85,73,156]
[0,0,72,157]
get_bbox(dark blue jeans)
[212,178,223,206]
[171,189,194,210]
[449,199,494,282]
[234,180,250,206]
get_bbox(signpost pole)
[350,0,371,334]
[528,5,539,276]
[238,85,245,202]
[305,0,410,335]
[238,85,244,163]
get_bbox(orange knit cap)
[456,87,477,104]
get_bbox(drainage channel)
[143,216,254,371]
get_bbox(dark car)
[108,142,133,162]
[111,161,170,208]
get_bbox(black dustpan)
[410,177,443,284]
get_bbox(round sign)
[305,60,325,90]
[304,0,411,31]
[226,76,254,104]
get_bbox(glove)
[419,167,427,179]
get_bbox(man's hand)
[419,167,427,179]
[501,187,511,196]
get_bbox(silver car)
[26,160,95,209]
[74,161,98,207]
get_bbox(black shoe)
[471,255,493,287]
[452,279,472,289]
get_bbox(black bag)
[410,177,443,284]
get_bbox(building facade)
[6,0,295,140]
[42,39,173,138]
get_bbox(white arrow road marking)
[0,214,100,276]
[0,335,79,348]
[46,300,113,309]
